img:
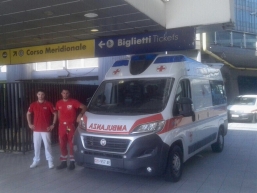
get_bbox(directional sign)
[0,50,10,65]
[10,40,94,64]
[95,27,195,57]
[1,27,195,65]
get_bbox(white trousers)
[33,132,53,162]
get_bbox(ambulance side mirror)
[177,97,195,119]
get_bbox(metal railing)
[208,31,257,50]
[0,82,98,153]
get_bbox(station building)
[0,0,257,153]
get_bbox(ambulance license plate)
[94,157,111,166]
[231,114,239,117]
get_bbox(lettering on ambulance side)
[86,114,164,134]
[87,123,127,133]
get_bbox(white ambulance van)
[74,54,228,182]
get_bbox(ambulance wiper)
[112,109,131,113]
[110,109,157,114]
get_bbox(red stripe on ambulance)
[128,114,163,133]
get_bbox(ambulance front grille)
[83,136,130,153]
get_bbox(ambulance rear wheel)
[165,145,183,182]
[211,129,224,153]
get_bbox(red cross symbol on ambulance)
[113,68,120,75]
[157,65,166,72]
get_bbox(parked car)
[227,95,257,123]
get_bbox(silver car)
[227,95,257,123]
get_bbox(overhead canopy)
[125,0,234,28]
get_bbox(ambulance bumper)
[74,132,169,175]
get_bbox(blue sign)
[95,27,195,57]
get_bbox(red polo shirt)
[28,101,56,132]
[56,99,81,124]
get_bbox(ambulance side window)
[191,79,212,109]
[210,80,227,105]
[173,79,191,116]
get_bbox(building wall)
[0,71,6,82]
[4,54,257,103]
[6,64,32,82]
[4,56,128,84]
[221,65,257,103]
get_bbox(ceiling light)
[84,13,98,18]
[91,29,98,32]
[161,0,170,2]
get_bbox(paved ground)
[1,123,257,193]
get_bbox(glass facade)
[235,0,257,33]
[205,0,257,50]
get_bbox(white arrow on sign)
[98,41,106,48]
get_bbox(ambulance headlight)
[79,117,87,130]
[132,121,165,134]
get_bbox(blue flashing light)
[112,60,129,67]
[131,54,158,61]
[154,55,195,64]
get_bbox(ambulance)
[74,54,228,182]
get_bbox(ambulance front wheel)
[211,129,224,153]
[165,145,183,182]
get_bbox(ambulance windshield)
[88,78,173,115]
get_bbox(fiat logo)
[100,139,107,146]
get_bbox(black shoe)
[68,161,75,170]
[56,161,67,170]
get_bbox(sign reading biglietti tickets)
[95,27,195,57]
[10,40,94,64]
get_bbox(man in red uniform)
[27,89,57,169]
[56,88,87,170]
